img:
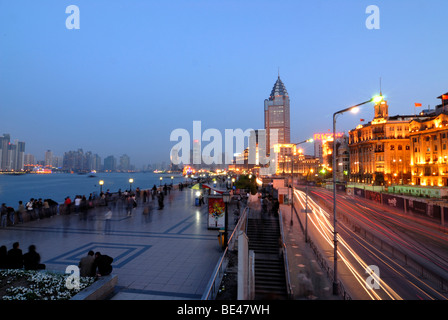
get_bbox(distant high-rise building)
[119,154,131,171]
[62,148,86,172]
[0,134,25,171]
[52,156,63,168]
[264,75,290,151]
[45,150,53,167]
[104,155,117,171]
[314,140,323,164]
[0,134,11,170]
[24,154,35,166]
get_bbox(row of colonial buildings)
[349,92,448,187]
[227,75,448,188]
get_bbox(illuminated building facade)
[348,100,426,185]
[409,96,448,186]
[275,143,297,174]
[264,76,290,150]
[273,143,319,181]
[319,133,350,182]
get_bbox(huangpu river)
[0,172,188,206]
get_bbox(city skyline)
[1,1,447,167]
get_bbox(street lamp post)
[99,180,104,194]
[160,176,163,187]
[290,138,314,225]
[332,95,383,296]
[129,178,134,192]
[222,191,231,248]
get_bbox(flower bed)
[0,269,96,300]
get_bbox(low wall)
[71,274,118,300]
[350,187,447,227]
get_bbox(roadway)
[292,186,448,300]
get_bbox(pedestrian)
[143,190,147,203]
[36,198,43,220]
[26,198,35,220]
[88,194,94,210]
[43,199,50,218]
[23,245,45,270]
[93,252,113,277]
[104,209,112,234]
[78,251,95,277]
[157,191,164,209]
[64,196,72,214]
[74,195,81,215]
[7,206,15,226]
[151,185,156,200]
[81,195,88,221]
[17,201,25,224]
[126,196,133,216]
[7,242,23,269]
[0,245,7,269]
[272,198,279,216]
[1,203,8,228]
[47,198,58,217]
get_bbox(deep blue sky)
[0,0,447,167]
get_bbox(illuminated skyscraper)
[264,75,290,150]
[0,134,25,171]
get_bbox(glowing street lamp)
[160,176,163,186]
[129,178,134,192]
[99,180,104,194]
[331,94,383,295]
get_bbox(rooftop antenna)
[379,77,382,96]
[278,67,280,78]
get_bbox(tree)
[234,175,258,195]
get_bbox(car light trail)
[294,189,403,300]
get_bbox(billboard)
[208,196,226,229]
[313,132,344,141]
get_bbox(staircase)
[246,215,289,300]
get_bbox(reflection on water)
[0,172,186,206]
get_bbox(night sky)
[1,0,447,167]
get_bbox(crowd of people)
[0,198,59,227]
[0,241,115,279]
[0,182,191,228]
[0,242,45,270]
[78,250,114,278]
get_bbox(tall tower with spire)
[264,74,291,149]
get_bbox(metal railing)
[201,206,249,300]
[278,208,294,299]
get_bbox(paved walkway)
[280,203,340,300]
[0,189,233,300]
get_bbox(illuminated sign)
[313,133,344,141]
[208,196,225,229]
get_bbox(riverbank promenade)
[0,188,232,300]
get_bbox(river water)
[0,172,188,206]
